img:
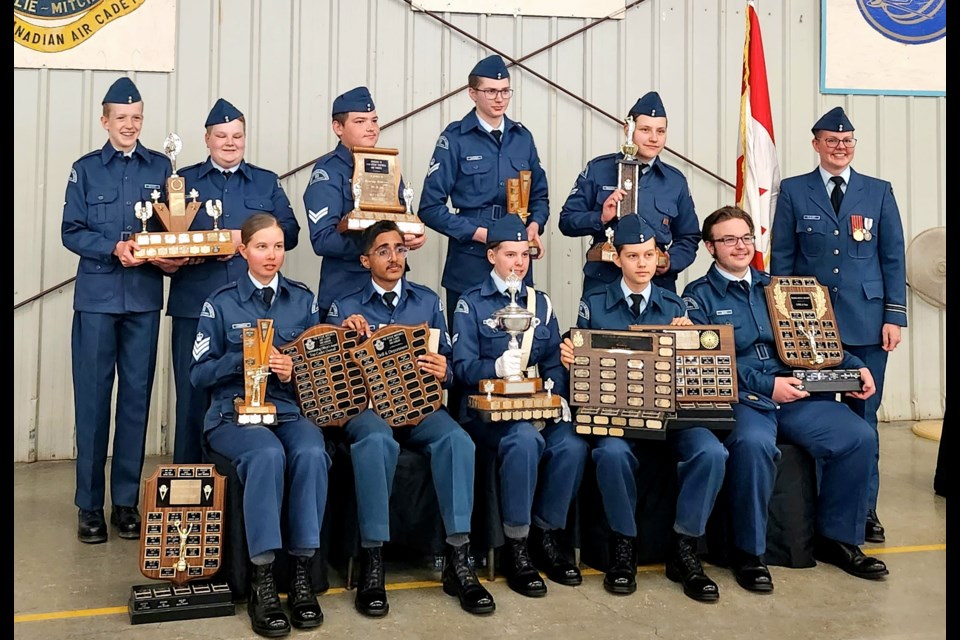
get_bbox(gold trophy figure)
[235,319,278,425]
[588,117,642,263]
[505,170,539,257]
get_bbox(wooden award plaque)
[764,276,862,392]
[130,464,233,623]
[279,324,368,428]
[629,325,738,431]
[344,323,444,427]
[506,170,539,257]
[337,146,426,235]
[234,319,277,425]
[568,328,676,439]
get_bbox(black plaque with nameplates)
[629,325,739,431]
[568,328,676,439]
[764,276,862,393]
[279,324,369,427]
[129,464,233,624]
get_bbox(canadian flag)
[736,1,780,271]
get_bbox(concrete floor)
[14,421,946,640]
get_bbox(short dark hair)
[467,74,482,90]
[361,220,402,254]
[332,113,348,127]
[240,213,281,245]
[701,205,755,244]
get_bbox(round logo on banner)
[856,0,946,45]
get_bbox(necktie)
[491,130,502,146]
[738,280,750,293]
[260,287,274,307]
[638,162,649,174]
[830,176,845,213]
[383,291,398,311]
[629,293,645,317]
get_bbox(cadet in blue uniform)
[770,107,907,544]
[168,98,300,464]
[558,215,725,602]
[419,54,549,328]
[682,206,889,592]
[61,78,173,544]
[191,213,328,637]
[327,221,494,617]
[559,91,701,296]
[303,87,423,319]
[452,215,588,598]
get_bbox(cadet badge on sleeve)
[455,299,470,315]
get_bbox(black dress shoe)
[500,537,547,597]
[730,548,774,593]
[442,542,495,615]
[864,509,886,543]
[813,536,889,580]
[287,554,323,628]
[532,528,582,586]
[603,534,637,595]
[355,547,389,617]
[248,563,291,638]
[665,533,719,603]
[77,509,107,544]
[110,505,141,540]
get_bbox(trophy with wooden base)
[234,319,278,425]
[764,276,863,393]
[129,464,233,624]
[587,116,640,263]
[337,146,425,235]
[506,170,540,257]
[467,272,562,426]
[133,133,235,259]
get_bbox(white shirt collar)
[715,265,752,285]
[475,112,504,135]
[248,273,279,295]
[371,279,402,300]
[211,159,239,174]
[818,165,851,188]
[620,278,652,305]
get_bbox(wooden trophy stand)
[234,319,278,425]
[129,464,233,624]
[764,276,862,392]
[337,146,426,235]
[506,170,540,257]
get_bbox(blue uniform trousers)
[206,417,330,560]
[593,428,727,538]
[345,408,475,544]
[842,343,888,510]
[171,317,208,464]
[466,419,588,530]
[725,397,874,556]
[72,310,160,511]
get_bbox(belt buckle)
[491,205,504,220]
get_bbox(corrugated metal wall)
[13,0,946,462]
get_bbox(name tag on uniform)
[601,185,616,191]
[231,322,252,329]
[803,215,821,220]
[715,309,733,316]
[466,155,483,161]
[144,183,161,190]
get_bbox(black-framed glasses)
[478,88,514,99]
[711,234,755,247]
[368,245,409,259]
[817,137,857,148]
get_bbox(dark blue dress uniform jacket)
[576,280,687,330]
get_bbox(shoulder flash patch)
[68,167,78,183]
[578,300,590,321]
[682,296,700,311]
[455,298,469,315]
[328,301,339,318]
[312,295,319,315]
[436,135,449,150]
[310,169,329,185]
[200,301,216,318]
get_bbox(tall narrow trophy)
[129,464,233,624]
[234,319,278,425]
[466,272,562,425]
[133,133,235,259]
[337,146,425,235]
[587,117,640,262]
[505,170,539,257]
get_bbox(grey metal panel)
[12,0,946,461]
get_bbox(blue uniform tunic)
[303,142,405,317]
[418,110,549,313]
[452,276,588,530]
[327,278,475,543]
[576,280,726,538]
[771,167,908,509]
[61,141,171,512]
[167,158,299,464]
[190,274,330,559]
[559,154,701,295]
[682,265,875,554]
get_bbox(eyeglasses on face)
[817,137,857,148]
[711,234,755,247]
[368,245,410,259]
[477,88,515,99]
